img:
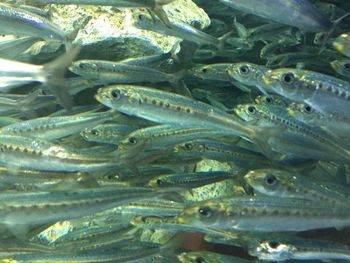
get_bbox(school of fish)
[0,0,350,262]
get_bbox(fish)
[218,0,332,32]
[70,59,185,88]
[234,103,350,163]
[0,111,115,140]
[0,134,119,172]
[175,196,350,232]
[262,67,350,118]
[81,124,139,145]
[249,237,350,261]
[178,251,251,263]
[331,59,350,78]
[227,62,272,95]
[333,33,350,57]
[0,3,70,47]
[173,139,269,169]
[287,102,350,141]
[148,171,234,189]
[244,169,350,207]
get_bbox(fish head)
[333,33,350,57]
[174,141,204,154]
[69,60,99,76]
[188,64,232,81]
[227,62,265,86]
[287,102,316,122]
[331,59,350,75]
[249,240,296,261]
[262,69,302,98]
[244,169,281,196]
[133,12,154,30]
[95,85,137,112]
[175,200,224,228]
[233,104,260,122]
[80,127,102,141]
[255,95,287,107]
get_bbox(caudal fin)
[43,46,80,110]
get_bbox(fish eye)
[265,97,272,103]
[184,143,193,150]
[303,105,313,113]
[90,129,98,135]
[198,206,213,218]
[344,63,350,69]
[138,14,144,20]
[128,137,138,144]
[239,65,250,75]
[201,68,208,74]
[78,63,85,69]
[111,90,121,99]
[195,257,206,263]
[265,174,277,186]
[247,106,256,114]
[156,179,163,185]
[281,73,295,84]
[268,241,280,249]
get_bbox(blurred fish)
[218,0,332,32]
[331,59,350,78]
[81,124,139,145]
[0,3,70,48]
[0,134,119,171]
[333,32,350,57]
[249,237,350,261]
[178,251,251,263]
[0,47,80,110]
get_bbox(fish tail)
[43,46,80,110]
[218,30,234,52]
[169,70,192,97]
[149,1,174,28]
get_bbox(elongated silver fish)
[218,0,331,32]
[0,3,69,46]
[176,196,350,232]
[95,85,281,159]
[0,111,114,140]
[0,186,156,239]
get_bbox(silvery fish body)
[0,3,67,44]
[249,237,350,261]
[176,197,350,232]
[262,68,350,118]
[219,0,331,32]
[0,111,114,140]
[0,135,118,172]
